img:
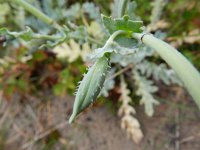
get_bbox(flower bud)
[69,55,110,123]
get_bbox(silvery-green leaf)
[110,45,154,66]
[0,27,34,41]
[102,15,143,34]
[127,1,141,20]
[64,3,81,21]
[89,41,139,61]
[133,70,159,116]
[136,60,183,86]
[101,68,116,97]
[83,2,101,22]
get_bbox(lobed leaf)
[133,70,159,116]
[0,27,34,41]
[101,15,143,49]
[101,15,143,35]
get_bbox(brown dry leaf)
[184,29,200,44]
[167,29,200,48]
[149,20,170,31]
[171,1,196,12]
[121,116,143,144]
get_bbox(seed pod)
[69,55,110,123]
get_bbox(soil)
[0,88,200,150]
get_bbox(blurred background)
[0,0,200,150]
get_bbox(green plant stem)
[132,33,200,109]
[104,30,126,47]
[11,0,61,30]
[33,34,60,40]
[107,64,134,81]
[117,0,128,18]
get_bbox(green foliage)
[0,26,89,48]
[0,27,41,41]
[0,129,7,149]
[102,15,143,34]
[0,0,199,122]
[53,69,75,96]
[82,2,101,22]
[102,15,143,48]
[0,3,10,24]
[136,60,183,86]
[111,0,128,18]
[133,70,159,116]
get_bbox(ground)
[0,87,200,150]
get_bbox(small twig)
[107,64,134,81]
[175,110,180,150]
[180,132,200,144]
[47,101,53,126]
[174,87,183,150]
[26,104,38,121]
[13,123,30,138]
[0,106,10,126]
[25,103,44,135]
[0,90,3,106]
[6,134,21,145]
[21,121,68,149]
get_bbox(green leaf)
[53,83,66,96]
[0,27,34,41]
[133,70,159,116]
[0,26,69,48]
[114,35,138,48]
[60,69,70,80]
[0,3,10,24]
[101,15,143,48]
[127,1,140,20]
[5,85,15,96]
[83,2,101,22]
[32,51,47,61]
[69,26,87,42]
[101,15,143,34]
[112,0,129,18]
[17,79,28,91]
[64,3,81,21]
[40,30,68,48]
[91,40,139,60]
